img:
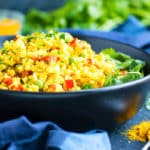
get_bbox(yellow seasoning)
[0,18,21,36]
[124,121,150,142]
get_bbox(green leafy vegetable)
[103,48,145,86]
[82,83,92,89]
[129,60,145,72]
[120,72,143,83]
[22,0,150,34]
[104,74,122,86]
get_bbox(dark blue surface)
[110,106,150,150]
[0,16,150,150]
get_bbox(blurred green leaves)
[23,0,150,34]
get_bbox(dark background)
[0,0,65,13]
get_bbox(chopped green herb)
[0,58,3,64]
[69,57,76,64]
[45,33,53,38]
[1,48,8,54]
[34,80,44,90]
[82,83,92,89]
[59,33,66,40]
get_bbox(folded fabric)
[0,116,111,150]
[60,15,150,52]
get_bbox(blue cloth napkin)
[61,15,150,53]
[0,15,150,150]
[0,116,111,150]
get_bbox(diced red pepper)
[65,79,74,90]
[56,57,60,61]
[3,77,13,85]
[87,58,93,64]
[41,56,53,62]
[21,70,33,77]
[47,84,56,92]
[10,85,16,90]
[17,84,23,91]
[33,55,40,61]
[70,38,78,48]
[10,84,23,91]
[33,55,60,63]
[41,56,59,63]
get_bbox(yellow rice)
[0,31,117,92]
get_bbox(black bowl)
[0,32,150,132]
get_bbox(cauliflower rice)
[0,31,144,92]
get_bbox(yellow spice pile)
[125,121,150,142]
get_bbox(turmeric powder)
[125,121,150,142]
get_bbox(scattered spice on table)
[124,121,150,142]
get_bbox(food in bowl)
[0,32,149,131]
[0,30,145,92]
